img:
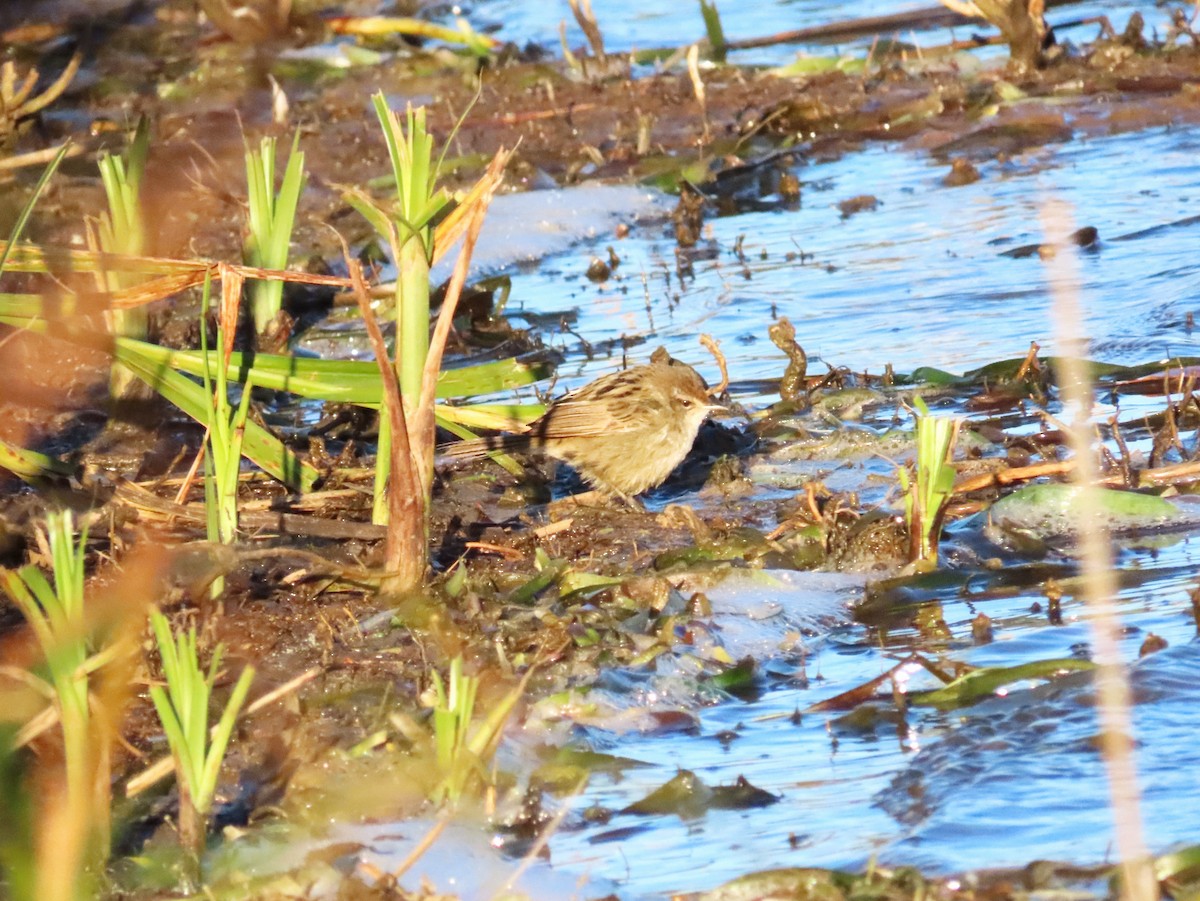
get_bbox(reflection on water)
[528,546,1200,898]
[450,124,1200,897]
[493,125,1200,403]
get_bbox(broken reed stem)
[417,148,511,424]
[567,0,607,65]
[217,261,243,363]
[1014,339,1041,381]
[1043,197,1157,901]
[346,255,425,594]
[686,44,711,145]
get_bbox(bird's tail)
[437,434,534,462]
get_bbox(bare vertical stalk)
[347,257,426,593]
[1043,198,1157,901]
[344,145,509,595]
[686,44,711,145]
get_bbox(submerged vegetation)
[1,0,1200,898]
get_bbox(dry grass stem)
[418,148,511,428]
[0,245,356,314]
[389,807,454,881]
[0,141,85,176]
[1043,197,1157,901]
[493,789,579,898]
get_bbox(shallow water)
[383,121,1200,896]
[281,44,1200,901]
[469,124,1200,401]
[477,521,1200,896]
[472,0,1172,68]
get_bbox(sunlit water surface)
[465,122,1200,895]
[482,125,1200,398]
[470,0,1173,68]
[289,115,1200,898]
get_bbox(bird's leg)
[610,491,646,513]
[561,488,646,512]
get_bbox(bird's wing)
[530,399,638,439]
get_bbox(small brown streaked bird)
[441,347,723,498]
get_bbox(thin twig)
[463,541,524,560]
[699,333,729,395]
[172,443,207,511]
[418,147,511,426]
[390,807,454,881]
[953,459,1075,493]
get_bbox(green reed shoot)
[198,274,253,597]
[431,657,477,799]
[244,133,306,335]
[93,117,151,397]
[347,94,451,526]
[430,657,524,803]
[111,333,318,492]
[699,0,726,62]
[346,95,508,593]
[900,397,961,565]
[338,93,509,593]
[200,274,250,547]
[5,511,88,815]
[2,510,107,895]
[0,145,77,483]
[94,116,150,338]
[148,610,254,868]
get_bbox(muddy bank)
[9,4,1200,264]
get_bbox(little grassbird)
[441,347,722,497]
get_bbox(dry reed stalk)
[346,255,424,593]
[346,147,509,595]
[1043,197,1158,901]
